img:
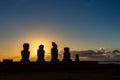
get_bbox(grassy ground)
[0,62,120,80]
[0,69,120,80]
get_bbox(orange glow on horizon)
[0,33,64,61]
[27,38,53,61]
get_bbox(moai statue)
[20,43,30,63]
[62,47,72,63]
[37,44,45,63]
[51,42,59,63]
[75,54,80,62]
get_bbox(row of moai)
[20,42,80,63]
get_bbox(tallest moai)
[51,42,59,63]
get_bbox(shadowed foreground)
[0,62,120,80]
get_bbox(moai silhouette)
[37,44,45,63]
[20,43,30,63]
[62,47,72,63]
[75,54,80,62]
[51,42,59,63]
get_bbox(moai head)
[76,54,79,58]
[64,47,69,53]
[23,43,29,50]
[52,42,57,48]
[39,44,44,50]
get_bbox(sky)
[1,0,120,61]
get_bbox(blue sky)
[0,0,120,60]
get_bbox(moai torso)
[21,50,30,60]
[51,47,58,60]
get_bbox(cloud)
[70,49,120,61]
[98,48,105,53]
[71,50,96,57]
[79,50,96,57]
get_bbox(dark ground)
[0,61,120,80]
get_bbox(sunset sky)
[1,0,120,61]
